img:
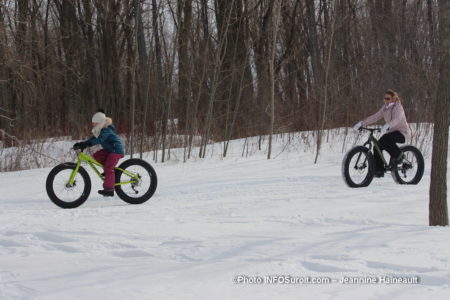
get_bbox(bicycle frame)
[361,128,389,168]
[68,151,138,187]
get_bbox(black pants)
[374,131,405,172]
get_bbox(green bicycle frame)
[68,151,138,187]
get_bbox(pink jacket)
[362,102,410,140]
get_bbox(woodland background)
[0,0,443,160]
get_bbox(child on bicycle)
[73,110,125,197]
[353,89,411,177]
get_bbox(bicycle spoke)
[349,152,369,184]
[51,170,86,203]
[118,165,153,198]
[400,152,418,180]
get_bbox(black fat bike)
[342,127,424,188]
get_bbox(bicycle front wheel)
[342,146,375,188]
[115,159,157,204]
[46,163,91,209]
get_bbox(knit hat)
[91,112,106,138]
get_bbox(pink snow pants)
[93,149,124,189]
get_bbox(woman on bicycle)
[353,89,411,177]
[73,110,125,196]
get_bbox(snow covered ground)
[0,131,449,300]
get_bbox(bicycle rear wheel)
[342,146,375,188]
[46,163,91,208]
[391,145,424,185]
[115,159,157,204]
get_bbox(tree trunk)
[136,0,150,158]
[267,0,281,159]
[130,0,140,157]
[429,0,450,226]
[178,0,192,134]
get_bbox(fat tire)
[342,146,375,188]
[46,163,91,209]
[391,145,424,185]
[115,159,157,204]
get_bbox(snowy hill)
[0,131,449,300]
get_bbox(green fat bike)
[46,148,157,208]
[342,127,424,188]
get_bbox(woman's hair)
[385,89,401,104]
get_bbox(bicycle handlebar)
[72,146,85,152]
[359,127,381,133]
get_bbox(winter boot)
[374,171,384,178]
[98,188,114,197]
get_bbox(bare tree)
[267,0,281,159]
[314,1,338,163]
[429,0,449,226]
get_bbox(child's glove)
[73,142,88,150]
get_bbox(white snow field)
[0,131,449,300]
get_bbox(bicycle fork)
[68,161,82,187]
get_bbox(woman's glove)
[353,122,363,131]
[381,123,390,135]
